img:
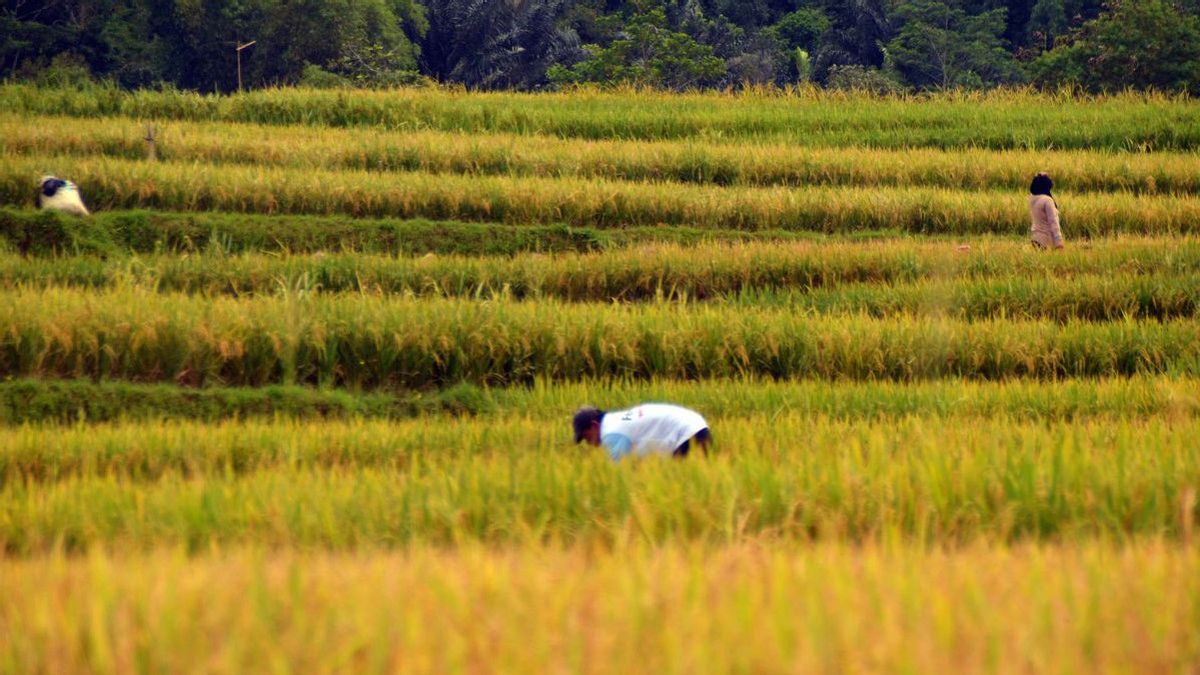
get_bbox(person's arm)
[601,433,633,462]
[1045,200,1064,249]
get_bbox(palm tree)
[421,0,582,89]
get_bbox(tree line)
[4,0,1200,93]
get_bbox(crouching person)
[572,403,711,461]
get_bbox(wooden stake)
[236,40,257,92]
[1183,487,1197,545]
[144,124,157,161]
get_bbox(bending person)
[1029,172,1064,250]
[573,403,711,461]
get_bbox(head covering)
[572,406,604,443]
[1030,173,1053,197]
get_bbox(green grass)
[0,378,460,424]
[0,208,893,257]
[8,113,1200,193]
[1,416,1197,549]
[4,84,1199,675]
[1,376,1195,425]
[4,84,1200,149]
[3,543,1197,674]
[0,245,1197,321]
[0,207,611,256]
[7,154,1200,233]
[3,287,1199,387]
[734,274,1200,321]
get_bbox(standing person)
[1029,172,1064,250]
[573,403,711,461]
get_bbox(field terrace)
[1,85,1198,674]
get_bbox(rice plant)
[0,243,1197,320]
[1,374,1195,425]
[1,416,1197,548]
[6,113,1200,194]
[2,543,1197,674]
[2,85,1197,675]
[3,84,1199,149]
[2,287,1199,386]
[5,155,1200,234]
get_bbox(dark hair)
[1030,173,1053,197]
[572,406,605,443]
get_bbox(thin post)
[235,40,256,92]
[144,124,157,161]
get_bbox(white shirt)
[599,404,708,460]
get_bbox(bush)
[15,53,97,88]
[1030,0,1200,93]
[426,382,498,416]
[298,64,352,89]
[825,65,907,94]
[772,9,831,52]
[0,209,115,256]
[0,208,622,257]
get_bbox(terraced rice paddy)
[1,85,1198,673]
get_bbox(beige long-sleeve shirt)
[1029,194,1062,248]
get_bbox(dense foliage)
[5,0,1200,92]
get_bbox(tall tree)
[2,0,119,78]
[255,0,422,87]
[547,7,726,89]
[771,7,831,52]
[887,0,1020,89]
[1027,0,1067,51]
[1031,0,1200,92]
[421,0,580,89]
[2,8,71,78]
[5,0,1198,92]
[807,0,893,81]
[151,0,264,91]
[97,1,168,87]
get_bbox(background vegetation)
[5,0,1200,93]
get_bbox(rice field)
[7,154,1200,233]
[9,113,1200,193]
[4,543,1196,675]
[2,86,1199,674]
[4,84,1200,149]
